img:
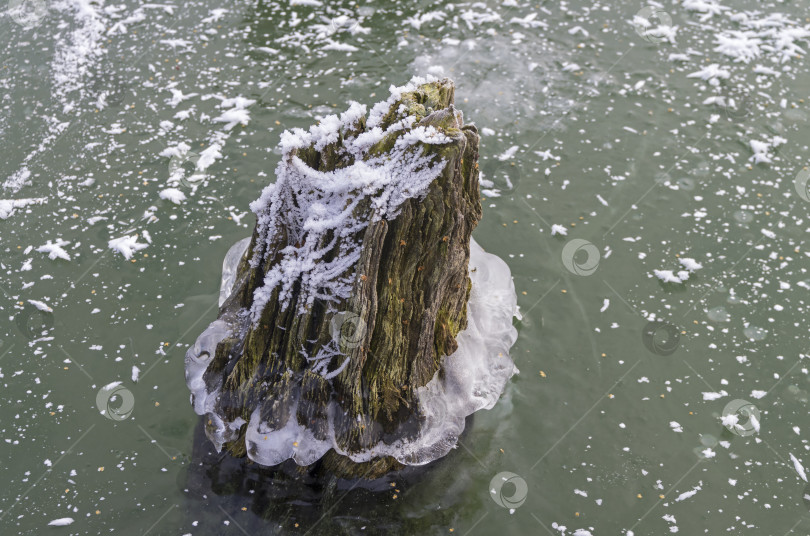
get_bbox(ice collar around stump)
[185,76,519,479]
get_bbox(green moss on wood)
[205,79,481,480]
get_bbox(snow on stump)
[185,76,518,479]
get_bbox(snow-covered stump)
[185,77,519,479]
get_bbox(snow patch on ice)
[48,518,75,526]
[37,239,72,261]
[0,197,47,219]
[108,234,148,260]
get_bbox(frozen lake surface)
[1,0,809,534]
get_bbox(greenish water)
[2,0,810,535]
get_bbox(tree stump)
[186,77,504,479]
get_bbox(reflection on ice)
[184,319,230,416]
[219,237,251,307]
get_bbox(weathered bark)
[197,79,481,479]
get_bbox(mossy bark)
[204,79,481,479]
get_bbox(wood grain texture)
[203,79,481,478]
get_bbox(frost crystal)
[248,75,453,319]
